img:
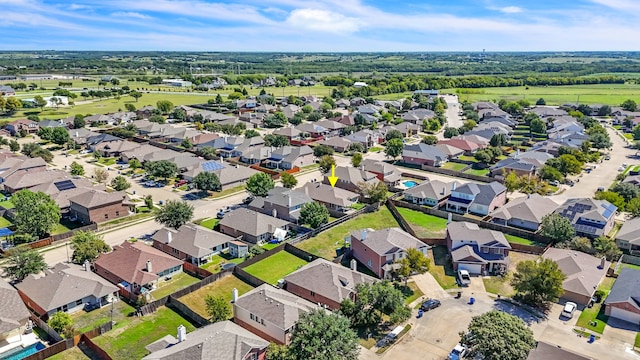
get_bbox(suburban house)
[94,140,141,157]
[345,129,383,149]
[438,138,482,155]
[401,109,435,124]
[284,258,376,310]
[489,194,559,231]
[402,143,448,167]
[233,284,317,345]
[248,187,313,223]
[318,136,352,153]
[360,159,402,187]
[240,146,276,165]
[264,146,313,170]
[0,85,16,96]
[350,227,429,278]
[604,268,640,325]
[457,134,490,148]
[615,217,640,254]
[403,180,456,206]
[526,341,591,360]
[142,321,269,360]
[323,166,380,193]
[0,278,31,347]
[5,119,39,135]
[489,153,552,178]
[218,208,290,244]
[181,160,259,189]
[434,143,465,159]
[446,222,511,275]
[445,182,507,216]
[302,182,360,215]
[151,224,236,266]
[16,263,118,318]
[94,241,184,296]
[554,198,617,238]
[272,127,302,142]
[294,123,328,139]
[0,156,47,185]
[3,169,69,194]
[69,190,133,224]
[384,122,420,138]
[314,120,345,138]
[30,178,104,211]
[543,248,610,306]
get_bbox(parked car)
[549,180,560,186]
[448,343,468,360]
[457,270,471,287]
[242,196,255,205]
[216,209,228,219]
[144,180,156,187]
[561,301,577,319]
[174,180,187,188]
[420,298,441,311]
[597,187,605,192]
[605,155,611,160]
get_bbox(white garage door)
[609,307,640,325]
[457,263,482,275]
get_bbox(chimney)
[361,229,367,241]
[177,325,187,342]
[167,231,172,244]
[599,257,606,269]
[146,260,152,273]
[350,259,357,271]
[232,288,238,303]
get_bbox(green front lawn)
[482,275,515,297]
[395,207,448,238]
[98,157,117,166]
[0,199,15,209]
[369,147,383,153]
[0,217,11,228]
[243,251,309,285]
[575,277,616,334]
[150,272,200,300]
[398,281,424,305]
[442,162,467,171]
[261,243,281,250]
[428,246,459,290]
[179,275,254,319]
[504,234,544,247]
[296,206,399,259]
[92,306,196,360]
[48,347,91,360]
[212,185,246,198]
[72,301,135,334]
[635,332,640,348]
[198,218,219,229]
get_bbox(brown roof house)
[69,190,133,224]
[446,222,511,275]
[403,179,456,207]
[490,194,558,232]
[361,159,402,187]
[402,143,448,167]
[94,241,183,297]
[350,228,429,279]
[323,166,380,193]
[542,248,610,306]
[233,284,318,345]
[284,258,376,310]
[0,278,31,347]
[152,224,237,266]
[604,268,640,326]
[5,119,39,136]
[142,321,269,360]
[30,178,104,211]
[302,182,360,216]
[248,187,313,223]
[526,341,592,360]
[218,208,290,244]
[16,263,118,318]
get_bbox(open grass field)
[243,251,309,285]
[575,277,616,334]
[395,207,448,238]
[92,306,196,360]
[296,207,399,259]
[179,274,254,319]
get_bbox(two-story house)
[360,159,402,188]
[445,182,507,216]
[446,222,511,275]
[151,224,236,266]
[323,166,380,194]
[248,187,313,223]
[554,198,617,238]
[350,228,429,278]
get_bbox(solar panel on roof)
[54,180,76,191]
[201,161,225,172]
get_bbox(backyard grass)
[72,301,136,334]
[441,162,467,171]
[464,168,490,176]
[369,147,383,153]
[0,217,11,228]
[97,157,117,166]
[92,306,196,360]
[179,275,254,319]
[200,252,245,272]
[575,277,616,334]
[296,206,398,259]
[458,155,477,162]
[243,251,309,285]
[428,246,459,290]
[150,272,199,300]
[482,275,515,297]
[198,218,219,229]
[504,234,544,247]
[48,347,91,360]
[395,207,448,238]
[0,199,15,209]
[261,242,281,250]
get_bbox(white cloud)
[111,11,151,19]
[589,0,640,11]
[497,6,523,14]
[69,3,91,10]
[263,7,287,15]
[286,8,361,33]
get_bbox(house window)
[310,291,316,297]
[76,299,83,306]
[62,304,68,312]
[115,211,120,216]
[482,247,489,253]
[104,214,109,219]
[172,248,179,254]
[367,259,372,267]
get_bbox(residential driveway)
[440,94,462,140]
[412,273,449,299]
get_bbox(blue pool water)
[403,180,418,188]
[0,342,46,360]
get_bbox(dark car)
[420,298,441,311]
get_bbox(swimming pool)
[403,180,418,188]
[0,342,46,360]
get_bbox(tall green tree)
[627,197,640,217]
[146,160,178,181]
[299,201,329,229]
[340,281,410,330]
[71,231,111,264]
[289,309,359,360]
[129,91,142,102]
[351,152,363,167]
[313,144,335,158]
[156,100,174,114]
[385,129,403,141]
[489,133,507,147]
[593,236,622,261]
[73,114,86,129]
[594,191,625,210]
[246,173,275,197]
[93,168,109,184]
[3,246,48,281]
[13,190,60,238]
[280,172,297,189]
[612,182,640,202]
[461,311,535,360]
[110,175,131,191]
[155,200,194,229]
[9,140,19,152]
[530,118,546,134]
[318,155,336,175]
[540,213,575,244]
[621,99,638,112]
[193,171,221,192]
[358,181,388,203]
[511,258,566,307]
[47,312,74,335]
[33,95,47,110]
[263,134,290,147]
[384,138,403,159]
[70,161,85,176]
[204,295,231,323]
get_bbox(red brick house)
[68,190,133,224]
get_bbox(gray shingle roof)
[69,190,129,209]
[302,182,359,208]
[404,179,454,202]
[447,222,511,249]
[616,217,640,245]
[402,143,447,163]
[351,227,427,256]
[543,248,610,300]
[490,194,558,224]
[152,224,236,259]
[142,320,269,360]
[0,278,30,333]
[604,268,640,306]
[219,209,290,237]
[453,182,506,206]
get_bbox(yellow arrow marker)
[327,164,339,187]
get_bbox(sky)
[1,0,640,51]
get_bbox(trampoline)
[0,228,14,237]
